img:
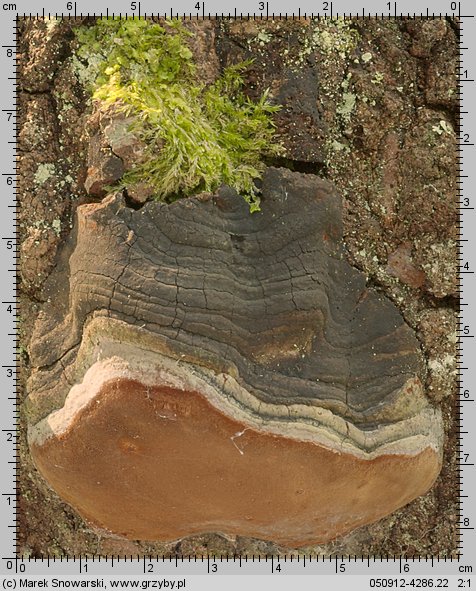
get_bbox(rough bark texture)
[18,17,458,557]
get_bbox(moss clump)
[75,18,281,211]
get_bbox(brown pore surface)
[31,378,441,547]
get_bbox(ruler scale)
[0,1,474,588]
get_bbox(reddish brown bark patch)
[386,242,426,289]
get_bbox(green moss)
[75,18,282,211]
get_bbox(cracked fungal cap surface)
[27,167,443,547]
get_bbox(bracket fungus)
[27,167,443,547]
